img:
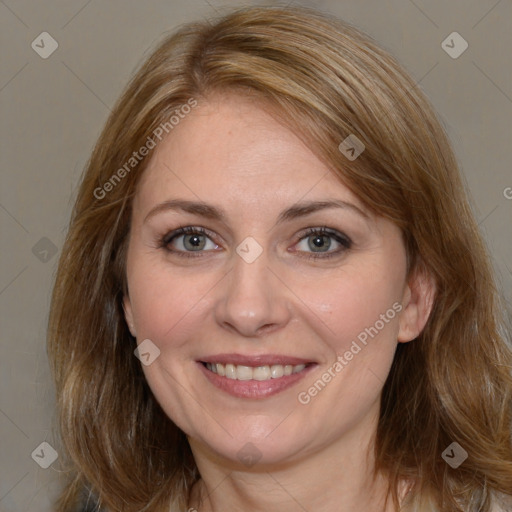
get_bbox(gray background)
[1,0,511,510]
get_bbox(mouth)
[201,361,311,380]
[197,354,318,399]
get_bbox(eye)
[161,226,220,256]
[294,227,352,259]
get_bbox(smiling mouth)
[201,362,313,381]
[197,353,318,398]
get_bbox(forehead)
[134,94,363,215]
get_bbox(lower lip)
[197,362,317,399]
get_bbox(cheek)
[290,253,405,374]
[297,264,404,348]
[127,258,215,349]
[292,266,404,420]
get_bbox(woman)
[47,6,512,512]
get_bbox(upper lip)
[199,353,316,367]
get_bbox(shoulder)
[491,492,512,512]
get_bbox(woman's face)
[123,93,424,467]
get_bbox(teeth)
[270,365,284,378]
[204,362,308,380]
[236,365,253,381]
[225,363,236,379]
[292,364,306,373]
[253,366,271,381]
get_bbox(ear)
[123,295,137,338]
[397,266,436,343]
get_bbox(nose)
[213,247,292,338]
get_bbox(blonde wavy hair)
[47,5,512,512]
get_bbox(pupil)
[185,234,205,250]
[309,235,330,251]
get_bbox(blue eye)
[162,227,219,256]
[160,226,351,260]
[295,227,352,259]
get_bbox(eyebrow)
[143,198,369,224]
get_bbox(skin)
[123,93,434,512]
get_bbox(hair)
[47,5,512,512]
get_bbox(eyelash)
[159,226,352,260]
[299,227,352,259]
[160,226,216,259]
